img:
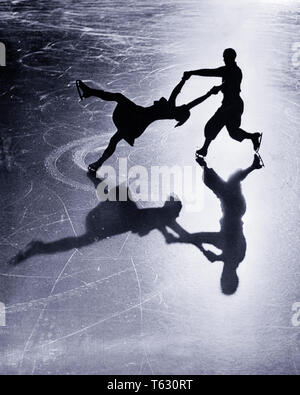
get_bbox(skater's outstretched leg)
[88,131,122,175]
[227,125,262,152]
[77,80,126,103]
[10,233,96,265]
[196,138,212,158]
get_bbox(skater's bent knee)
[114,93,126,102]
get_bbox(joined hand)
[165,233,179,244]
[209,86,221,95]
[183,71,191,80]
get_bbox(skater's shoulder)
[226,63,241,71]
[224,63,242,80]
[236,64,242,73]
[216,65,226,74]
[233,63,242,75]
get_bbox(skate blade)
[257,152,265,167]
[88,164,97,174]
[195,156,206,167]
[256,133,263,153]
[76,80,84,101]
[88,169,97,177]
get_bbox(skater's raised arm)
[200,247,223,263]
[184,66,225,79]
[186,85,222,110]
[168,77,188,106]
[168,220,191,238]
[160,221,191,244]
[186,92,211,110]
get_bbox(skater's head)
[134,196,182,237]
[160,195,182,225]
[221,266,239,295]
[166,196,183,217]
[223,48,237,65]
[153,96,168,107]
[174,105,190,127]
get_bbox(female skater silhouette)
[9,179,183,265]
[76,79,220,175]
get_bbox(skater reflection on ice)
[184,48,263,158]
[9,176,182,265]
[163,154,263,295]
[76,78,220,175]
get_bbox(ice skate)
[252,153,264,169]
[88,161,101,176]
[195,147,208,158]
[76,80,92,100]
[252,132,262,152]
[9,240,44,265]
[196,156,207,167]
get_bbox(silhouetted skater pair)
[10,154,263,295]
[77,48,263,174]
[9,48,265,295]
[76,78,220,175]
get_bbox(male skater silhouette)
[76,78,220,175]
[163,154,263,295]
[184,48,262,157]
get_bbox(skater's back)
[220,62,242,105]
